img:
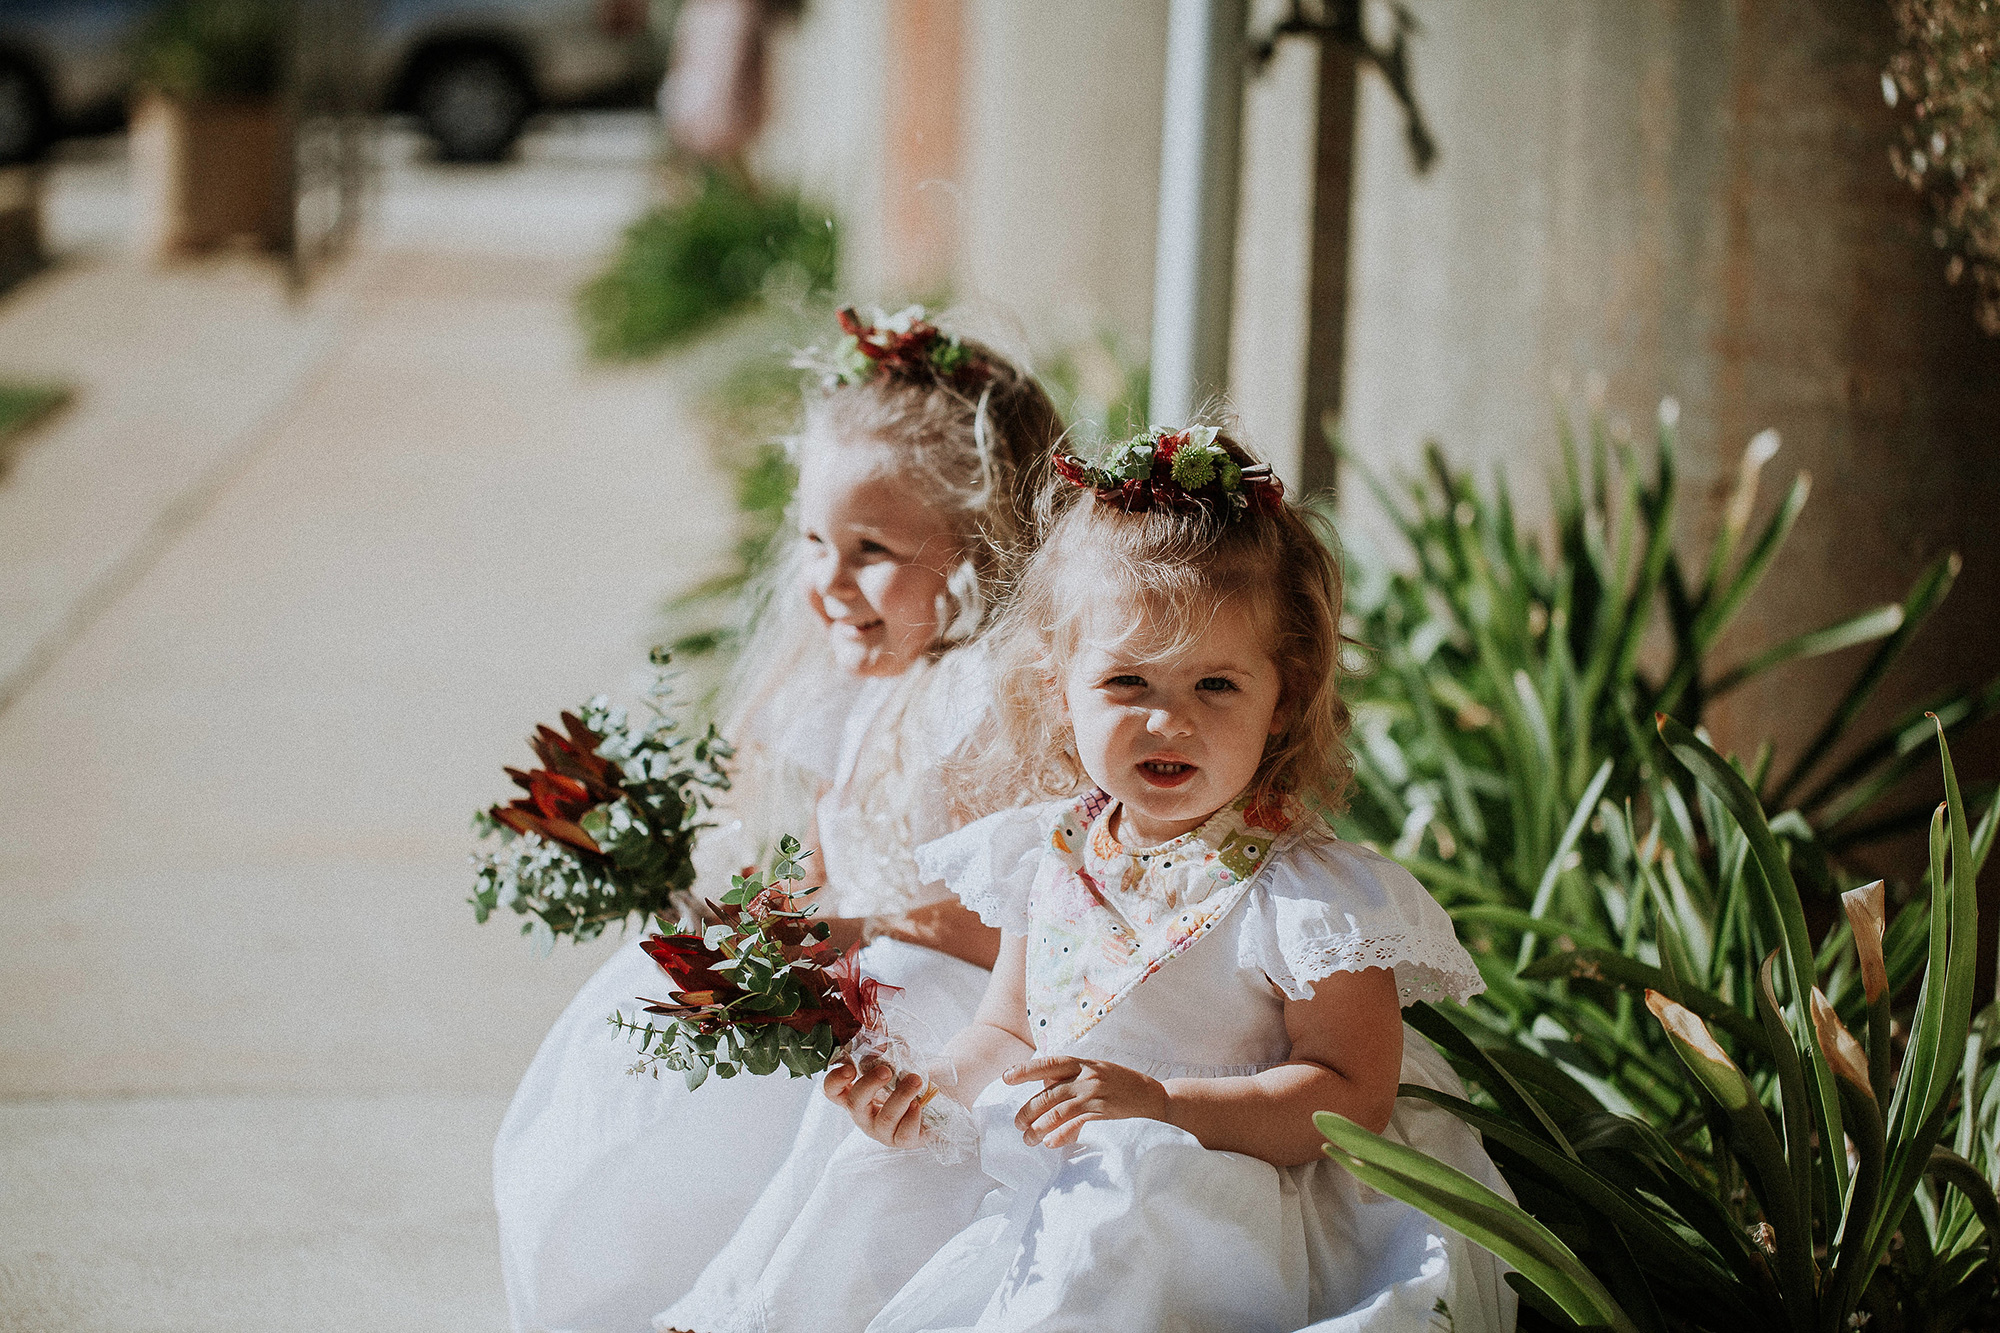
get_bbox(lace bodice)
[917,799,1483,1078]
[812,649,990,918]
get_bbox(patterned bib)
[1024,790,1299,1049]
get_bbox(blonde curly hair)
[954,431,1353,823]
[722,328,1066,851]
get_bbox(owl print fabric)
[1024,790,1299,1049]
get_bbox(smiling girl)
[494,308,1061,1333]
[664,427,1514,1333]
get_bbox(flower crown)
[1053,425,1283,518]
[801,305,992,389]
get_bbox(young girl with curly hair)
[495,308,1062,1333]
[666,427,1514,1333]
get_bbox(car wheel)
[0,59,52,165]
[413,50,531,163]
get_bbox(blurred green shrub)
[579,172,838,362]
[659,340,807,664]
[132,0,288,102]
[0,381,70,476]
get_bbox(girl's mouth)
[831,617,884,638]
[1137,759,1197,789]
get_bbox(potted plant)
[128,0,291,260]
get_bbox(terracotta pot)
[0,165,41,291]
[129,93,291,261]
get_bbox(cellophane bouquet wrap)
[611,837,975,1162]
[471,650,732,950]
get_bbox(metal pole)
[1148,0,1248,427]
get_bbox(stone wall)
[1339,0,2000,823]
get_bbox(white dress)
[662,794,1516,1333]
[496,656,992,1333]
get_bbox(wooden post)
[1297,42,1357,497]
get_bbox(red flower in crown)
[828,306,991,388]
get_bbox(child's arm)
[818,900,1002,970]
[802,816,1001,969]
[825,933,1035,1148]
[1007,966,1403,1169]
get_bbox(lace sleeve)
[913,803,1056,933]
[1239,837,1483,1007]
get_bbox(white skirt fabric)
[494,936,823,1333]
[657,939,994,1333]
[660,1031,1512,1333]
[868,1036,1513,1333]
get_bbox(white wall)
[756,0,1169,362]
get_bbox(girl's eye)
[1195,677,1239,692]
[802,530,825,546]
[857,539,892,556]
[1104,674,1147,690]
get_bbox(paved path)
[0,114,739,1331]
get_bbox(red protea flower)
[490,712,626,857]
[638,932,739,1006]
[635,897,891,1048]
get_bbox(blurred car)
[0,0,665,165]
[0,0,137,162]
[371,0,663,160]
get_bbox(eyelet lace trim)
[914,820,1041,933]
[952,875,1033,933]
[1276,929,1484,1006]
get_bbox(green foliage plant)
[653,315,817,668]
[1331,404,1998,1104]
[1325,404,2000,1328]
[579,171,838,361]
[132,0,288,103]
[1321,721,2000,1333]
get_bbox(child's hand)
[824,1056,929,1149]
[1004,1055,1169,1148]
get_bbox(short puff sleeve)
[913,802,1060,934]
[1239,837,1483,1007]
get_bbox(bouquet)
[471,650,732,950]
[612,837,975,1160]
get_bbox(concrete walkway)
[0,115,738,1331]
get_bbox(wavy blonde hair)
[954,431,1353,823]
[722,331,1066,849]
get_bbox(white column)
[1148,0,1248,427]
